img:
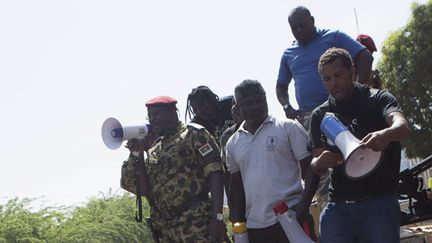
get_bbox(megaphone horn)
[101,117,152,150]
[320,112,382,180]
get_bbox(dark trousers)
[247,222,290,243]
[320,194,400,243]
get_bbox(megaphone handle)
[135,152,145,222]
[136,194,143,222]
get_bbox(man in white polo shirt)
[226,79,316,242]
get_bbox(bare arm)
[299,155,312,180]
[229,172,246,222]
[384,112,411,140]
[300,155,317,202]
[293,155,321,220]
[276,83,290,107]
[354,49,374,85]
[207,171,225,216]
[276,83,298,118]
[311,148,344,176]
[360,111,410,151]
[293,147,342,217]
[207,171,229,242]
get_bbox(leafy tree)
[0,197,61,243]
[0,192,153,243]
[1,192,235,242]
[378,0,432,158]
[50,192,151,243]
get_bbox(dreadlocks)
[185,85,219,122]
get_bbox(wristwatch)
[214,213,224,221]
[283,104,291,110]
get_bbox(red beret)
[356,34,377,53]
[145,96,177,107]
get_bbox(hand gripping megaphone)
[320,112,382,179]
[101,117,152,150]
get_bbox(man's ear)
[236,103,245,119]
[311,16,315,25]
[350,66,358,82]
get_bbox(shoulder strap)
[187,122,205,130]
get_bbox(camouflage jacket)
[121,122,223,227]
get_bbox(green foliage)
[377,0,432,158]
[0,192,153,243]
[0,197,59,243]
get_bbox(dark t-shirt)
[310,83,402,201]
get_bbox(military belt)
[159,192,209,220]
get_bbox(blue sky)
[0,0,424,207]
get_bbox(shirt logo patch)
[266,136,278,151]
[198,143,213,157]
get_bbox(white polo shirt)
[226,115,311,228]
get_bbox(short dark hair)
[289,6,312,20]
[234,79,265,101]
[318,47,353,74]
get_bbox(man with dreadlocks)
[185,85,234,143]
[186,85,235,216]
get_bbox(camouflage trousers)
[158,215,210,243]
[153,201,213,243]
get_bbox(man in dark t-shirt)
[304,48,410,242]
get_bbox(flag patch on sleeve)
[198,143,213,157]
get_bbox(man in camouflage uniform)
[121,96,229,243]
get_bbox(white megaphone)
[320,112,382,179]
[101,117,152,150]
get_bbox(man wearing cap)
[305,48,410,242]
[120,96,229,242]
[356,34,383,89]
